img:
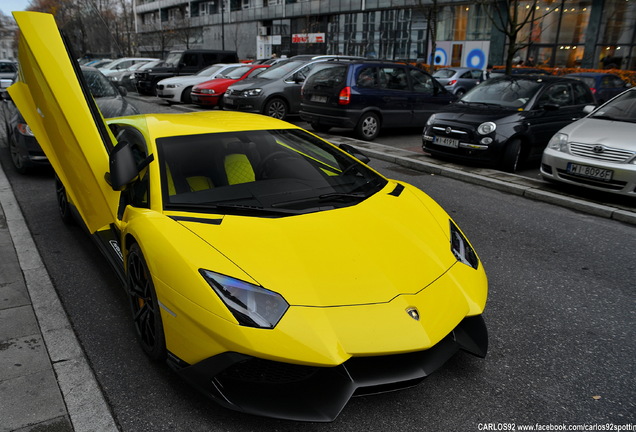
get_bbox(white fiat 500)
[541,87,636,197]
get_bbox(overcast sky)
[1,0,32,17]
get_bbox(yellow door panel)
[9,12,119,233]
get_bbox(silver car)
[433,67,484,97]
[541,88,636,197]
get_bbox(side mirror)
[106,141,138,191]
[583,104,596,114]
[541,103,560,111]
[339,143,370,164]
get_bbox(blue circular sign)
[433,48,447,66]
[467,49,486,69]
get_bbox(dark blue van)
[300,60,455,140]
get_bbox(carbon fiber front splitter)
[170,314,488,422]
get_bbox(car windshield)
[157,129,387,215]
[164,52,182,68]
[196,64,225,77]
[433,69,456,78]
[256,59,307,80]
[589,90,636,123]
[461,77,543,108]
[218,65,249,79]
[139,60,163,70]
[82,69,118,98]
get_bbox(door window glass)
[409,68,434,95]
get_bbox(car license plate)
[224,98,233,106]
[311,95,327,103]
[434,136,459,148]
[566,163,613,181]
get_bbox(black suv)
[300,60,455,140]
[136,49,238,95]
[422,75,595,172]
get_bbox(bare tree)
[479,0,554,73]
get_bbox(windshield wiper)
[167,202,298,216]
[591,114,619,121]
[272,192,367,208]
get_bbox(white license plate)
[567,163,613,181]
[434,136,459,148]
[311,95,327,103]
[224,98,234,106]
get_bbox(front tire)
[263,98,288,120]
[127,243,166,361]
[8,135,29,174]
[355,112,380,141]
[181,86,193,104]
[500,138,522,173]
[55,175,75,225]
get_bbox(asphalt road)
[1,96,634,431]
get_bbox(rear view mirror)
[339,143,370,164]
[106,141,138,191]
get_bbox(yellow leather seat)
[224,153,255,185]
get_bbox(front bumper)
[191,93,221,106]
[171,315,487,422]
[541,148,636,196]
[422,126,502,166]
[222,95,263,113]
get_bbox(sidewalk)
[0,162,118,432]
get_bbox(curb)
[324,136,636,226]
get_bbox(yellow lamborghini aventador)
[9,11,488,422]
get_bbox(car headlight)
[426,114,436,126]
[201,89,216,94]
[110,76,119,82]
[547,133,569,152]
[243,88,262,97]
[477,122,496,135]
[200,269,289,328]
[166,84,182,88]
[450,221,479,269]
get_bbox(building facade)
[133,0,636,71]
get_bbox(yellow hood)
[179,184,455,307]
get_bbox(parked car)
[223,55,364,120]
[135,49,239,95]
[156,63,244,104]
[422,75,595,172]
[300,60,456,140]
[98,57,158,77]
[541,88,636,196]
[2,66,139,173]
[564,72,630,104]
[84,58,113,68]
[190,64,270,107]
[108,60,158,91]
[433,67,484,97]
[0,60,18,90]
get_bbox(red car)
[191,64,269,107]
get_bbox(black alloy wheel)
[264,97,288,120]
[8,135,29,174]
[127,243,166,361]
[55,175,75,225]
